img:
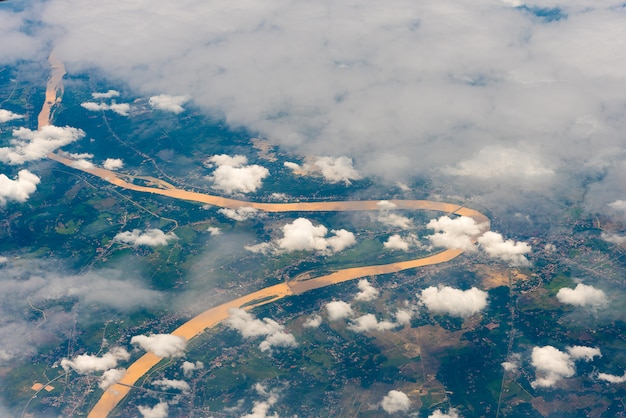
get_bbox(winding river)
[38,53,489,417]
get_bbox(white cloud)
[477,231,531,266]
[218,206,259,221]
[377,200,397,210]
[446,145,554,178]
[601,232,626,245]
[303,314,322,328]
[502,353,521,372]
[131,334,187,358]
[81,101,130,116]
[181,360,204,378]
[103,158,124,170]
[99,368,125,390]
[71,158,94,169]
[207,226,222,236]
[313,156,361,184]
[378,213,413,229]
[348,314,397,333]
[61,347,130,374]
[285,156,361,184]
[108,102,131,116]
[384,233,420,252]
[276,218,356,255]
[149,94,189,114]
[113,228,178,247]
[81,102,108,111]
[0,109,24,123]
[0,169,40,206]
[419,286,488,318]
[241,383,279,418]
[206,154,269,194]
[429,409,460,418]
[138,402,169,418]
[531,345,600,388]
[426,216,483,252]
[92,90,120,99]
[0,125,85,165]
[226,308,297,352]
[394,309,413,326]
[567,345,602,362]
[380,390,410,414]
[598,371,626,384]
[152,378,191,392]
[325,300,354,321]
[556,283,608,309]
[609,200,626,213]
[354,279,379,302]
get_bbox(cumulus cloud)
[354,279,379,302]
[206,154,269,194]
[608,200,626,213]
[429,409,460,418]
[348,314,397,333]
[181,360,204,378]
[218,206,259,221]
[419,286,488,318]
[383,233,420,252]
[285,156,361,184]
[103,158,124,170]
[377,213,413,229]
[477,231,531,266]
[446,146,554,178]
[207,226,222,235]
[502,353,521,372]
[0,109,24,123]
[138,402,169,418]
[241,383,279,418]
[113,228,178,247]
[92,90,120,99]
[152,378,191,393]
[71,158,95,169]
[61,347,130,374]
[0,125,85,165]
[531,345,601,388]
[556,283,608,309]
[325,300,354,321]
[0,169,40,206]
[601,232,626,245]
[303,314,322,328]
[149,94,189,114]
[226,308,297,352]
[313,156,361,184]
[81,101,130,116]
[380,390,410,414]
[598,371,626,384]
[426,216,483,252]
[276,218,356,255]
[131,334,187,358]
[99,368,125,390]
